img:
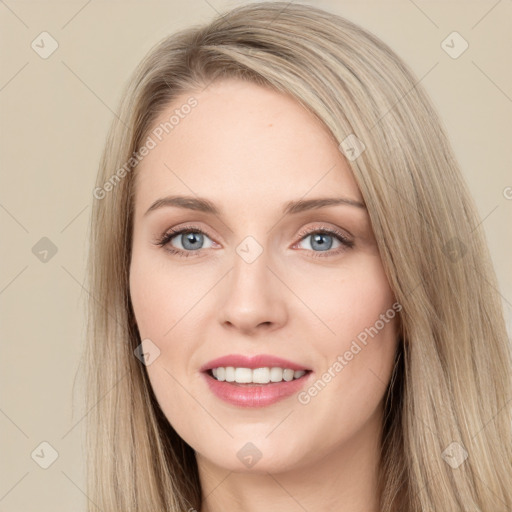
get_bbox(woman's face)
[129,78,399,474]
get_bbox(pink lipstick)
[200,354,313,408]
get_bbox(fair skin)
[129,78,399,512]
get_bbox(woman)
[84,2,512,511]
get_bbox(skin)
[129,78,400,512]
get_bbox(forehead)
[133,78,362,214]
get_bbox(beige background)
[1,1,511,510]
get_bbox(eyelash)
[153,224,354,258]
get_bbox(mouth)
[202,366,314,407]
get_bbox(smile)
[202,368,313,407]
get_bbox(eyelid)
[294,224,353,245]
[153,223,215,247]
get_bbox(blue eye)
[155,225,214,257]
[294,227,354,257]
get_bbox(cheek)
[129,249,209,378]
[129,250,195,339]
[129,254,204,433]
[297,253,399,408]
[297,252,396,340]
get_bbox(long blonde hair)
[83,2,512,510]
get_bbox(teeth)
[211,367,307,384]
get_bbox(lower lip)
[202,371,313,408]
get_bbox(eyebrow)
[144,195,366,217]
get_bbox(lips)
[199,353,311,372]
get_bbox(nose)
[217,248,288,335]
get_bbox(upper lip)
[200,354,311,372]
